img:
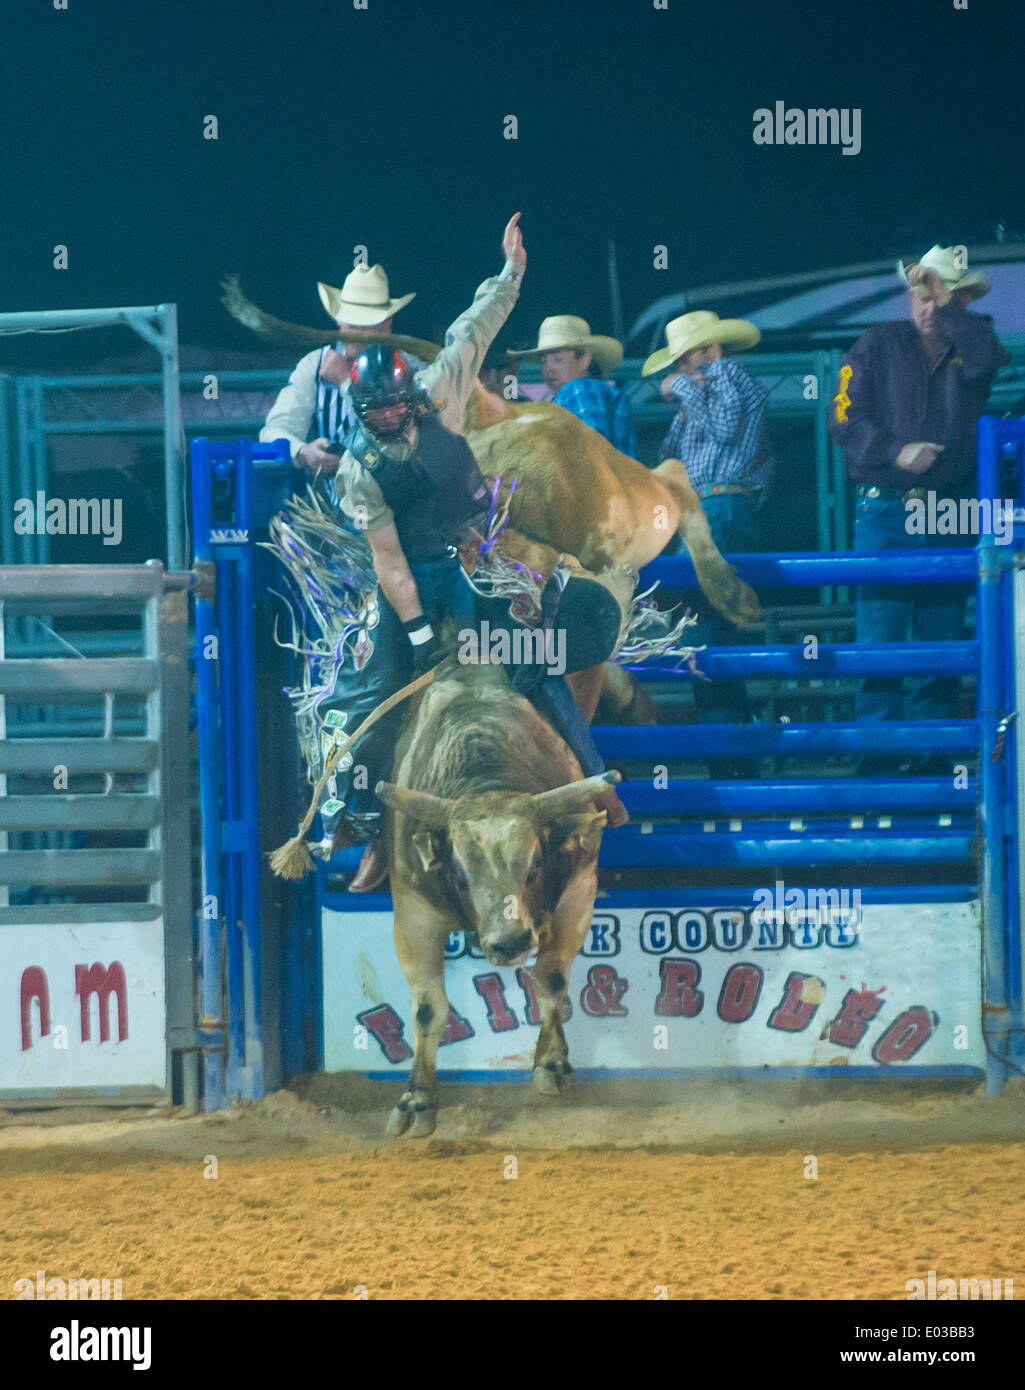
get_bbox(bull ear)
[532,771,621,825]
[545,812,606,857]
[411,830,445,874]
[375,781,454,828]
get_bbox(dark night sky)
[1,0,1022,364]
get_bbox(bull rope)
[268,668,436,880]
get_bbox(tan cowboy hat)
[897,245,991,300]
[317,264,416,326]
[642,311,761,377]
[508,315,623,374]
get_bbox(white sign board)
[323,901,983,1074]
[1,920,166,1093]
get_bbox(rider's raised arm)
[416,213,526,432]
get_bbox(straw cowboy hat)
[642,311,761,377]
[509,316,624,374]
[317,264,416,326]
[897,245,991,300]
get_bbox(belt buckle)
[902,487,926,504]
[861,486,881,499]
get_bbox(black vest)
[344,407,489,562]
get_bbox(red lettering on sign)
[580,964,629,1017]
[871,1006,937,1063]
[473,973,518,1033]
[717,963,764,1023]
[654,959,703,1017]
[75,962,128,1043]
[357,1005,414,1063]
[516,966,541,1025]
[439,1006,475,1046]
[826,986,884,1048]
[20,967,50,1051]
[516,966,571,1025]
[767,972,824,1033]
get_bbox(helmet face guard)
[350,346,416,439]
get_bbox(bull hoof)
[533,1061,573,1096]
[410,1107,437,1138]
[386,1105,412,1137]
[387,1091,437,1138]
[697,557,761,627]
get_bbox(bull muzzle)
[488,928,535,963]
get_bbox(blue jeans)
[854,494,970,722]
[688,494,759,726]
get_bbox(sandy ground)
[2,1075,1024,1300]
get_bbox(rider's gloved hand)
[403,617,442,676]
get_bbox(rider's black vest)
[344,404,489,563]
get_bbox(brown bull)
[462,384,760,717]
[375,660,616,1138]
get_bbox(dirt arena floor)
[2,1075,1024,1300]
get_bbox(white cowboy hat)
[642,311,761,377]
[897,245,991,300]
[508,315,623,374]
[317,264,416,326]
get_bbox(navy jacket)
[829,299,1009,493]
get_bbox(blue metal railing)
[191,417,1024,1098]
[193,436,290,1109]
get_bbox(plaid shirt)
[657,357,774,506]
[555,377,637,457]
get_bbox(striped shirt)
[554,377,637,457]
[657,357,774,506]
[314,346,358,443]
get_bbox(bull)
[460,382,760,719]
[374,659,617,1138]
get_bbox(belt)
[857,484,928,504]
[697,484,752,500]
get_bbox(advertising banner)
[2,920,167,1094]
[323,899,983,1075]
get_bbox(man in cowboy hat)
[510,316,636,455]
[259,261,417,473]
[829,245,1009,759]
[643,311,774,762]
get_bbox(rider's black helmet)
[349,346,417,438]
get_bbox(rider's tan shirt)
[332,259,521,532]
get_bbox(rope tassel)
[269,669,436,879]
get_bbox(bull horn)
[221,275,442,361]
[531,771,622,823]
[375,781,454,828]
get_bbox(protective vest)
[344,405,489,562]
